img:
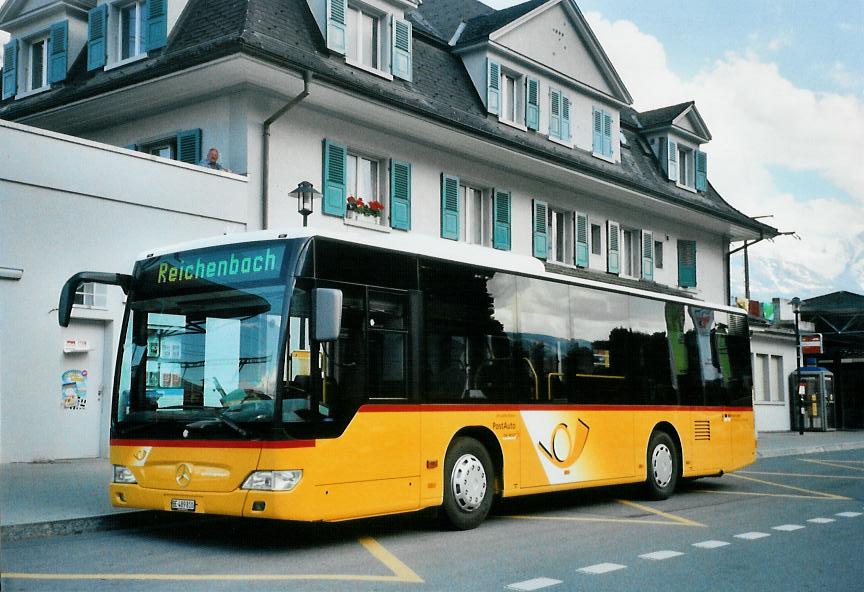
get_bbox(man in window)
[199,147,229,172]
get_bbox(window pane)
[591,224,601,255]
[469,188,482,244]
[505,76,516,121]
[347,7,360,62]
[361,13,377,69]
[358,157,375,201]
[679,149,687,185]
[773,355,785,401]
[121,5,138,59]
[655,241,664,268]
[346,154,358,196]
[31,40,45,89]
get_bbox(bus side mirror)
[59,272,132,327]
[312,288,343,342]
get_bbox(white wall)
[0,121,248,462]
[750,330,797,432]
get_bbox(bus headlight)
[113,465,137,484]
[241,470,302,491]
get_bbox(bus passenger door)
[313,288,421,520]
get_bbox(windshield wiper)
[211,411,249,437]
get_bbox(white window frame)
[346,149,386,220]
[547,206,571,264]
[499,68,526,129]
[677,146,694,189]
[590,223,602,256]
[460,184,489,247]
[74,282,108,309]
[346,1,392,79]
[621,227,641,278]
[118,0,145,61]
[26,34,49,93]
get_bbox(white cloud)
[585,11,864,299]
[828,61,862,90]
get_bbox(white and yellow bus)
[59,229,755,530]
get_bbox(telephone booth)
[789,364,836,431]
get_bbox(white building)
[0,0,777,462]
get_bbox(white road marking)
[692,540,730,549]
[807,517,836,524]
[506,577,562,591]
[772,524,805,531]
[577,563,627,575]
[734,532,771,540]
[836,512,862,518]
[639,550,684,561]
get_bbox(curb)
[757,441,864,459]
[1,511,161,543]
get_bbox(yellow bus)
[59,229,755,530]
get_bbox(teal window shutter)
[667,139,678,181]
[486,59,501,115]
[575,212,589,268]
[87,5,108,71]
[326,0,347,54]
[525,78,540,130]
[322,139,347,217]
[492,189,511,251]
[440,173,460,240]
[592,108,602,153]
[390,160,412,230]
[176,129,201,164]
[607,220,620,274]
[641,230,654,281]
[2,39,17,99]
[532,200,548,259]
[549,89,561,139]
[561,95,571,142]
[695,150,708,191]
[391,18,412,81]
[147,0,167,50]
[678,240,697,287]
[602,111,613,157]
[48,21,69,84]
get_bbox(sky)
[2,0,863,302]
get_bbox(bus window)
[567,286,628,404]
[368,290,408,398]
[629,297,677,405]
[516,277,570,401]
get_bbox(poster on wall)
[61,369,88,410]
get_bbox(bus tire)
[441,437,495,530]
[644,431,678,500]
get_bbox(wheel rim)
[651,444,674,488]
[451,453,487,512]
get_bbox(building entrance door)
[60,321,106,459]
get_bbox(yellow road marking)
[615,499,706,527]
[799,459,864,472]
[358,536,423,583]
[1,537,423,584]
[740,470,864,480]
[727,473,850,500]
[505,514,690,527]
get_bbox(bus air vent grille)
[694,420,711,441]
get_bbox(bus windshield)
[114,240,301,439]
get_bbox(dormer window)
[501,72,520,124]
[347,4,381,71]
[27,36,49,91]
[678,147,689,186]
[119,1,145,60]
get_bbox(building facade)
[1,0,776,462]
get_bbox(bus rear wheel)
[441,437,495,530]
[644,431,678,500]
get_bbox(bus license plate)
[170,498,196,512]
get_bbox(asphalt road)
[2,449,863,591]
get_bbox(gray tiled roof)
[413,0,494,42]
[0,0,775,237]
[637,101,693,129]
[454,0,548,46]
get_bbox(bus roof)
[139,227,745,315]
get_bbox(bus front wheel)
[644,431,678,500]
[441,437,495,530]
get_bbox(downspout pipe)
[261,70,313,230]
